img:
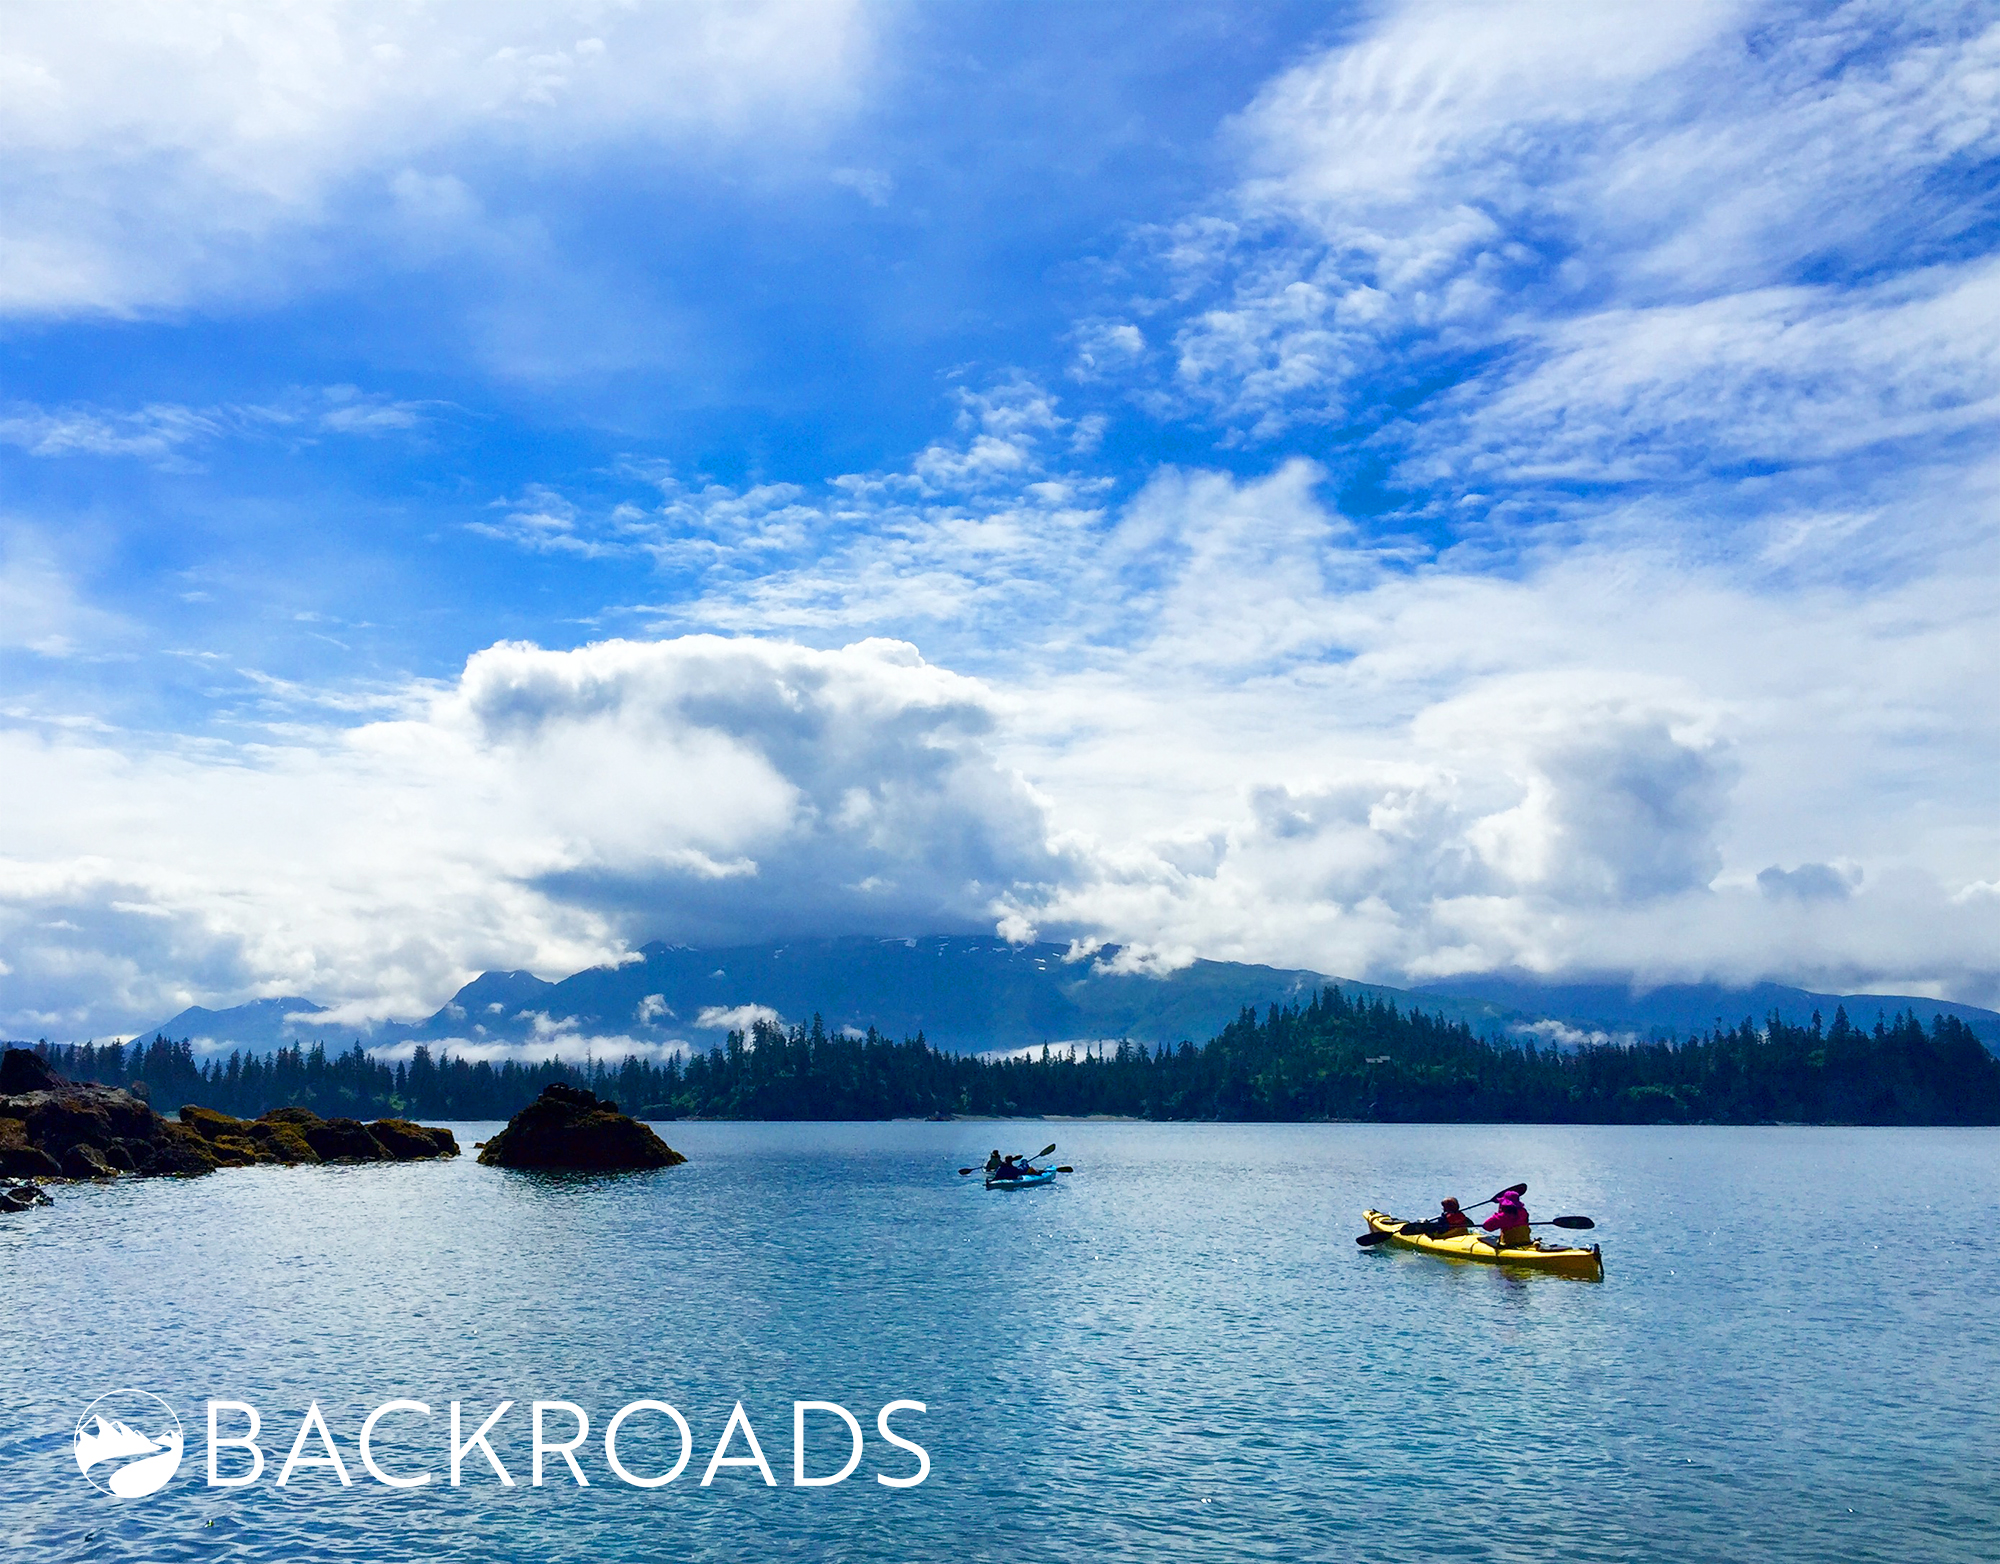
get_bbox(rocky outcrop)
[175,1104,459,1166]
[0,1047,459,1200]
[0,1052,217,1181]
[367,1117,460,1159]
[477,1083,686,1171]
[0,1047,62,1095]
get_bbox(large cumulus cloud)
[0,635,1068,1036]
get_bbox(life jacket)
[1484,1198,1530,1238]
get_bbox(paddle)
[1405,1213,1593,1238]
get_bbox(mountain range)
[128,937,2000,1057]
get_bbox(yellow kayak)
[1364,1210,1603,1280]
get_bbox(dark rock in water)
[367,1118,460,1159]
[61,1142,115,1180]
[1,1048,61,1095]
[0,1061,217,1180]
[0,1182,48,1212]
[176,1105,457,1166]
[0,1117,63,1179]
[302,1116,389,1162]
[478,1083,686,1171]
[0,1054,462,1191]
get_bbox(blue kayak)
[984,1168,1058,1190]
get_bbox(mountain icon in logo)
[75,1392,183,1498]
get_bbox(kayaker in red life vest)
[1434,1198,1471,1235]
[1483,1190,1531,1247]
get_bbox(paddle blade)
[958,1167,975,1175]
[1037,1143,1057,1157]
[1055,1165,1074,1173]
[1355,1229,1398,1246]
[1551,1215,1595,1229]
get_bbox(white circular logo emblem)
[75,1390,184,1498]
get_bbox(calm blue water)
[2,1122,1996,1563]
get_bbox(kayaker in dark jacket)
[985,1150,1003,1176]
[1433,1197,1471,1235]
[1483,1191,1531,1247]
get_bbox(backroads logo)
[75,1391,185,1497]
[71,1392,929,1498]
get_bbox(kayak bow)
[1362,1209,1603,1280]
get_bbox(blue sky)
[4,0,2000,1040]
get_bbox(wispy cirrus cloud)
[1117,0,2000,510]
[0,386,440,463]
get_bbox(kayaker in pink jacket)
[1483,1190,1531,1247]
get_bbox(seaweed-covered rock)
[61,1142,114,1179]
[368,1118,460,1159]
[252,1120,321,1163]
[150,1124,222,1176]
[0,1116,62,1179]
[0,1053,215,1181]
[477,1083,686,1171]
[175,1105,455,1165]
[301,1116,388,1162]
[178,1105,243,1141]
[0,1051,459,1188]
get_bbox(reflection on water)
[1,1121,1996,1562]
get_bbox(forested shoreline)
[27,985,2000,1127]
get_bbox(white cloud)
[0,634,1070,1035]
[0,387,439,463]
[0,0,872,314]
[829,166,893,206]
[440,362,2000,1011]
[368,1033,688,1067]
[7,5,2000,1031]
[0,525,124,658]
[1145,0,2000,460]
[695,1002,782,1032]
[12,429,1996,1036]
[1405,259,2000,500]
[1758,862,1859,902]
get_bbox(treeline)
[30,987,2000,1125]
